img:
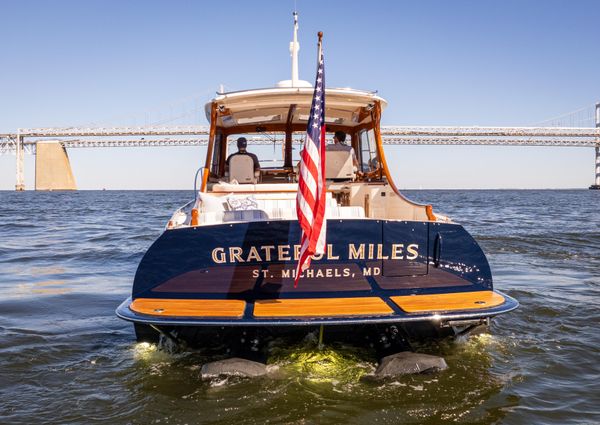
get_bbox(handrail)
[193,167,205,203]
[201,102,218,192]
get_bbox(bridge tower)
[34,141,77,190]
[15,133,25,191]
[590,102,600,190]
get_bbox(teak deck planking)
[253,297,394,318]
[130,291,506,319]
[131,298,246,318]
[390,291,505,313]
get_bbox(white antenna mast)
[277,8,310,88]
[290,11,300,87]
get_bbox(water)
[1,190,599,424]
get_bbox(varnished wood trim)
[221,123,364,137]
[131,298,246,318]
[284,104,296,168]
[190,208,199,226]
[426,205,437,221]
[222,123,298,135]
[253,297,393,318]
[357,106,371,124]
[202,102,218,192]
[218,131,227,177]
[390,291,505,313]
[371,101,436,220]
[371,103,385,181]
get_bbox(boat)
[116,15,518,354]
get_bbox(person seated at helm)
[326,131,358,168]
[226,137,260,172]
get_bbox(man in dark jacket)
[226,137,260,171]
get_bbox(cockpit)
[166,86,438,229]
[203,87,386,186]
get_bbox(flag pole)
[316,31,325,344]
[317,31,323,63]
[294,30,327,287]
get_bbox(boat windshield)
[210,130,372,184]
[203,87,388,186]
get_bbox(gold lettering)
[212,247,226,263]
[278,245,291,261]
[368,244,374,259]
[349,244,365,259]
[294,245,301,260]
[406,244,419,260]
[327,244,340,260]
[377,244,389,259]
[246,246,262,262]
[229,247,244,263]
[312,251,324,260]
[261,245,275,261]
[391,244,404,259]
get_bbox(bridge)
[1,103,599,190]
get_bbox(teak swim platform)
[126,291,510,325]
[116,19,518,346]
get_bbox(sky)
[1,0,599,190]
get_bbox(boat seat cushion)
[197,192,228,212]
[200,205,365,223]
[199,211,224,225]
[329,206,365,218]
[226,195,259,211]
[228,155,257,184]
[196,192,364,223]
[326,149,356,180]
[223,210,269,222]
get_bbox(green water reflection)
[124,333,520,424]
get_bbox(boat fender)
[191,208,199,226]
[426,205,436,221]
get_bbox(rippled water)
[1,190,599,424]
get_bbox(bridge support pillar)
[35,141,77,191]
[15,135,25,191]
[590,103,600,190]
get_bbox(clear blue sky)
[1,0,599,189]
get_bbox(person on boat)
[327,131,359,168]
[226,137,260,172]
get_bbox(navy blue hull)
[117,219,518,328]
[131,220,492,300]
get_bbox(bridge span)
[1,103,599,190]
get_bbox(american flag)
[295,40,327,287]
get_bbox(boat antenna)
[290,10,300,87]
